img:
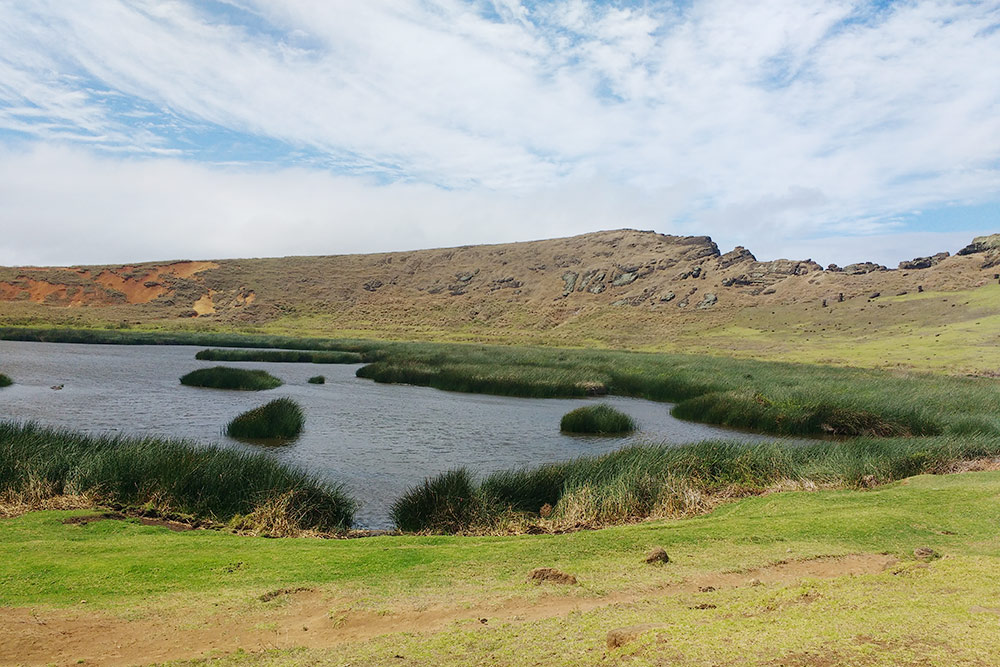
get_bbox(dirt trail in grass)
[0,553,895,666]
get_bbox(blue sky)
[0,0,998,266]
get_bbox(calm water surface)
[0,340,785,528]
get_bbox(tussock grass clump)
[307,375,325,384]
[0,373,11,387]
[180,366,282,391]
[226,398,305,440]
[195,349,363,364]
[560,404,636,435]
[392,436,1000,533]
[391,469,481,533]
[0,421,355,530]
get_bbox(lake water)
[0,340,786,528]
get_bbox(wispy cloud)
[0,0,998,264]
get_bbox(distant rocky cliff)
[1,229,997,337]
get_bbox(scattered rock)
[869,292,881,299]
[528,567,577,585]
[913,547,940,561]
[644,547,670,564]
[611,271,638,286]
[561,271,578,295]
[844,262,888,274]
[827,263,842,272]
[659,292,675,302]
[691,603,717,610]
[50,384,64,390]
[363,279,383,292]
[606,624,661,649]
[696,293,717,309]
[259,586,312,603]
[748,578,763,587]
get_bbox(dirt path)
[0,553,896,666]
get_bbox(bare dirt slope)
[2,230,998,366]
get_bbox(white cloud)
[0,1,998,264]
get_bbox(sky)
[0,0,998,268]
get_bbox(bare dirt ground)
[0,553,896,666]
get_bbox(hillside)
[2,229,999,372]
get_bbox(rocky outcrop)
[956,234,1000,269]
[899,252,949,270]
[717,246,756,269]
[843,262,888,275]
[957,234,1000,255]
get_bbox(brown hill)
[2,230,999,372]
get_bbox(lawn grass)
[560,404,636,435]
[0,373,10,387]
[393,436,1000,532]
[0,421,355,531]
[226,398,305,440]
[180,366,283,390]
[196,348,364,364]
[2,472,1000,665]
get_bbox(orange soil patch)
[0,262,217,307]
[93,271,168,304]
[192,291,216,315]
[0,553,895,666]
[158,261,218,280]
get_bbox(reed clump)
[226,398,305,440]
[0,421,355,530]
[0,373,11,387]
[391,436,1000,533]
[307,375,325,384]
[180,366,282,390]
[195,349,363,364]
[560,404,636,435]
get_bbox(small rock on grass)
[529,567,577,585]
[914,547,941,561]
[607,624,662,649]
[644,547,670,564]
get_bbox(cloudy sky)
[1,0,998,267]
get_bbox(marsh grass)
[0,421,355,530]
[560,404,636,435]
[196,348,363,364]
[391,469,481,533]
[393,436,1000,533]
[5,326,1000,439]
[226,398,305,440]
[180,366,282,390]
[0,373,11,387]
[307,375,325,384]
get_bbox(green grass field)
[2,471,999,664]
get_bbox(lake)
[0,340,787,528]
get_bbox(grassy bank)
[0,326,373,353]
[392,436,1000,533]
[4,326,1000,439]
[227,398,305,440]
[3,472,1000,665]
[196,348,364,364]
[180,366,283,390]
[0,421,355,530]
[356,342,999,438]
